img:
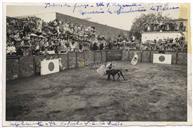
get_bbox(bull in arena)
[97,62,125,81]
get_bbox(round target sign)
[48,62,55,71]
[159,55,165,62]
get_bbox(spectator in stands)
[99,43,104,50]
[70,41,78,52]
[93,42,98,50]
[16,46,23,56]
[79,43,83,52]
[6,43,16,55]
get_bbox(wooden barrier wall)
[123,50,187,65]
[106,50,122,61]
[6,50,187,81]
[6,56,19,80]
[6,50,106,80]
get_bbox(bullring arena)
[5,3,189,123]
[6,50,187,121]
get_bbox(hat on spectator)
[30,33,38,37]
[14,34,21,42]
[39,35,45,38]
[23,36,30,40]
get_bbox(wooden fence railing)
[6,50,187,80]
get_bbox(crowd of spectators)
[141,36,187,52]
[6,16,114,56]
[143,21,186,32]
[6,16,187,56]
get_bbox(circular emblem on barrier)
[159,55,165,62]
[48,62,55,71]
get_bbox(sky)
[6,3,180,31]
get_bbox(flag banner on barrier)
[153,54,172,64]
[40,59,60,75]
[131,54,139,65]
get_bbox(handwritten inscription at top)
[44,3,179,15]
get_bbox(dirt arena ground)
[6,62,187,121]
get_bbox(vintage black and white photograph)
[2,1,192,126]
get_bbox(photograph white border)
[1,0,192,127]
